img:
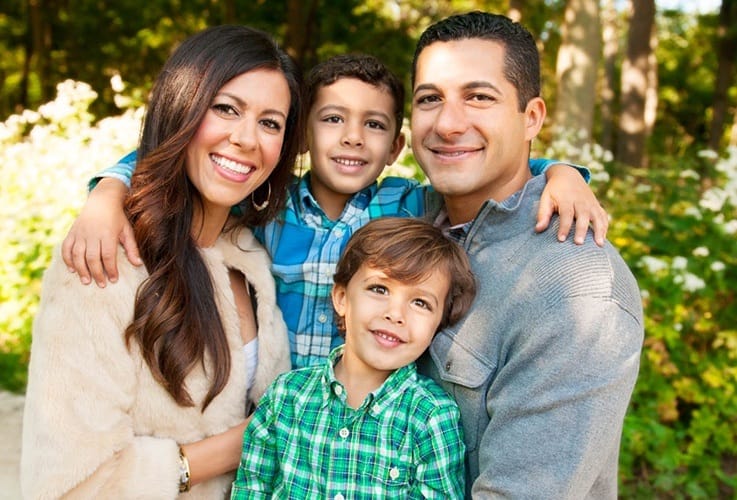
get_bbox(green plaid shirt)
[231,346,465,499]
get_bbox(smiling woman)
[20,25,302,499]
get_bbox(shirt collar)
[320,345,418,417]
[297,172,378,221]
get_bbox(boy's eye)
[212,103,239,116]
[366,120,387,131]
[412,298,432,310]
[322,115,343,124]
[368,284,388,295]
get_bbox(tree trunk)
[708,0,737,151]
[284,0,320,71]
[553,0,601,151]
[599,0,618,153]
[616,0,655,168]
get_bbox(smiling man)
[411,11,645,498]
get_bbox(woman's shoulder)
[41,244,145,305]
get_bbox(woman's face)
[186,68,291,225]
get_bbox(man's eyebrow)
[413,81,502,94]
[413,83,438,95]
[463,81,502,93]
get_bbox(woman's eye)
[213,103,238,116]
[322,115,343,124]
[261,119,283,131]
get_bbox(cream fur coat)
[21,228,290,499]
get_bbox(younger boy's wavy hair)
[305,53,405,140]
[333,217,476,333]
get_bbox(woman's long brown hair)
[124,25,303,410]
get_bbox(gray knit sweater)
[419,174,644,499]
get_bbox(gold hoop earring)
[252,182,271,212]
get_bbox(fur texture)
[21,228,290,499]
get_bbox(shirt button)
[445,361,452,371]
[389,467,400,480]
[339,427,350,438]
[318,313,328,323]
[334,494,345,500]
[334,385,343,396]
[334,228,344,237]
[372,404,380,414]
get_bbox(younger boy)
[63,54,604,368]
[230,217,476,499]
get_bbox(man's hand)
[537,164,609,247]
[61,178,141,287]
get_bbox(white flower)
[680,169,700,180]
[722,219,737,234]
[697,149,719,160]
[700,188,727,212]
[692,247,709,257]
[111,74,125,93]
[682,273,705,292]
[672,256,688,270]
[711,261,726,272]
[640,256,668,274]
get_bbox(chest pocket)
[429,330,495,452]
[365,451,411,494]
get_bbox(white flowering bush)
[0,79,142,390]
[606,147,737,497]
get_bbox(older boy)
[231,217,476,499]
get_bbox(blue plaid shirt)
[253,172,427,368]
[92,155,572,368]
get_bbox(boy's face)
[331,263,449,378]
[307,78,406,217]
[410,39,545,223]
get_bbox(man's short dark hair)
[411,11,540,112]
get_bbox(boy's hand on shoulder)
[536,164,609,247]
[61,178,142,287]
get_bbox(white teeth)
[211,154,253,175]
[376,331,401,343]
[334,157,366,167]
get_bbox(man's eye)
[416,95,441,105]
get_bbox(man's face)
[410,38,545,224]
